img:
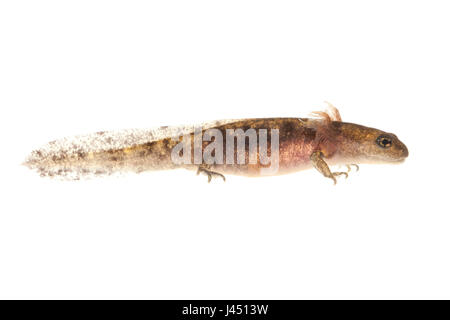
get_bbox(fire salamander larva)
[24,103,408,184]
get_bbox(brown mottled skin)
[195,118,316,176]
[180,117,408,180]
[24,105,409,183]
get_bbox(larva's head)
[332,122,409,164]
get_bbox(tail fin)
[23,128,175,180]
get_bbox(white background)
[0,1,449,299]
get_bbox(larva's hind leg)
[197,164,226,183]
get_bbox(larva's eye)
[376,135,392,148]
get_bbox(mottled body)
[192,118,319,176]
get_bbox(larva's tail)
[23,148,116,180]
[23,129,182,180]
[23,120,241,179]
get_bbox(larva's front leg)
[310,151,348,185]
